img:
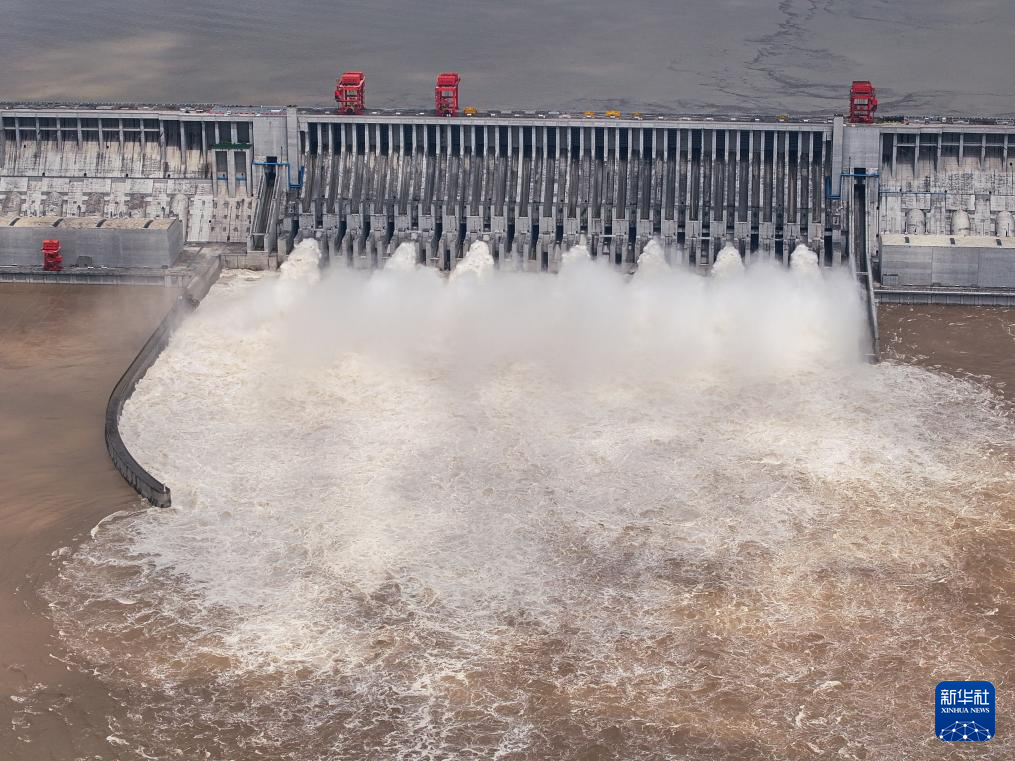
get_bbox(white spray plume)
[560,243,592,269]
[790,243,821,277]
[449,240,495,282]
[384,241,419,272]
[636,239,669,273]
[48,237,1012,761]
[711,243,745,278]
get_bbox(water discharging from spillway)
[46,241,1015,760]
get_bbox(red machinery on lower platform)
[335,71,366,114]
[849,81,878,124]
[42,239,62,271]
[435,72,461,116]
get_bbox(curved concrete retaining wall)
[104,256,222,507]
[847,247,880,363]
[863,262,881,362]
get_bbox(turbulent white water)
[711,243,746,279]
[47,241,1015,760]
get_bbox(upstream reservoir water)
[36,243,1015,759]
[2,1,1015,116]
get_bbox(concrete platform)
[875,285,1015,306]
[0,215,183,268]
[0,243,227,286]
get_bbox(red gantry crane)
[435,72,461,116]
[335,71,366,114]
[849,81,878,124]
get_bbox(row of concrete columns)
[297,123,834,270]
[885,131,1015,176]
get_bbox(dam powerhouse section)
[2,102,1015,288]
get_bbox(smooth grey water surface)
[2,1,1013,115]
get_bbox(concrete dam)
[2,101,1015,294]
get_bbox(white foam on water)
[385,241,419,272]
[711,243,745,278]
[635,239,668,273]
[272,238,321,313]
[449,240,495,282]
[790,243,821,276]
[280,238,322,282]
[45,241,1015,760]
[560,243,592,268]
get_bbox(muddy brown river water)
[0,278,1012,760]
[0,284,179,760]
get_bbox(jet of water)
[711,243,745,278]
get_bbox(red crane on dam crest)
[435,72,461,116]
[849,80,878,124]
[335,71,366,114]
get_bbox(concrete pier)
[295,117,833,271]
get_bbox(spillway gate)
[292,116,842,272]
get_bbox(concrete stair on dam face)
[249,169,280,252]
